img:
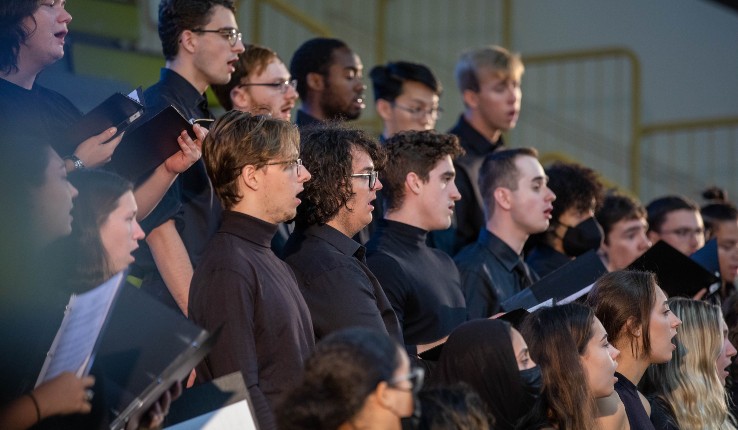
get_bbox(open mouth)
[54,30,68,42]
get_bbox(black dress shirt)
[366,220,466,351]
[189,211,314,430]
[132,68,222,312]
[429,115,505,256]
[526,243,572,278]
[454,229,538,319]
[283,224,403,343]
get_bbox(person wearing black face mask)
[526,162,604,277]
[431,319,540,430]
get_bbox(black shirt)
[189,211,314,430]
[454,229,538,319]
[283,224,403,343]
[648,396,679,430]
[366,220,466,350]
[132,69,222,311]
[615,372,656,430]
[0,78,82,153]
[429,115,505,256]
[295,109,323,128]
[526,243,571,278]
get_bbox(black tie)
[514,259,534,290]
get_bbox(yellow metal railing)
[250,0,332,44]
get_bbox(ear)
[230,85,251,111]
[240,165,260,191]
[493,187,512,211]
[626,316,642,337]
[376,99,393,122]
[306,72,325,92]
[179,29,198,55]
[405,172,422,196]
[373,381,394,409]
[462,89,479,110]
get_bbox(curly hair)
[586,270,657,360]
[158,0,236,61]
[642,298,737,430]
[211,44,281,110]
[369,61,442,102]
[382,130,464,212]
[289,38,348,100]
[276,327,402,430]
[203,110,299,209]
[0,0,40,74]
[519,303,598,430]
[295,123,385,228]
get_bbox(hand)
[163,124,207,175]
[692,287,708,300]
[125,380,183,430]
[74,127,123,168]
[32,372,95,418]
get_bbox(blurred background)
[45,0,738,203]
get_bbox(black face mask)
[561,217,604,257]
[519,365,543,398]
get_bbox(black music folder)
[62,89,144,155]
[106,105,213,182]
[36,271,215,430]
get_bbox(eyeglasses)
[392,103,443,120]
[240,79,297,95]
[388,367,424,394]
[660,227,704,239]
[264,158,302,176]
[190,27,242,47]
[350,171,379,190]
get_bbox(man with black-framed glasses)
[283,124,404,346]
[190,111,314,430]
[130,0,246,316]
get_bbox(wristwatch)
[64,154,86,170]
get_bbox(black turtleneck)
[366,220,467,350]
[189,210,314,430]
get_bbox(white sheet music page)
[35,272,125,386]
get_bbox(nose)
[234,38,246,53]
[299,166,312,182]
[356,82,366,93]
[60,7,72,24]
[285,84,298,101]
[374,177,383,191]
[639,234,652,251]
[728,340,738,358]
[546,187,556,202]
[132,219,146,241]
[671,314,682,328]
[610,345,620,361]
[69,183,79,199]
[450,181,461,202]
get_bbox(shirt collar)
[478,229,521,272]
[304,224,362,257]
[156,68,210,117]
[452,114,505,155]
[219,210,279,248]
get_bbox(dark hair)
[586,270,657,359]
[701,201,738,240]
[0,0,40,74]
[158,0,236,61]
[596,191,647,243]
[289,38,348,100]
[547,162,603,223]
[277,327,402,430]
[211,44,281,110]
[369,61,442,102]
[432,319,523,430]
[519,303,598,430]
[478,147,538,218]
[646,195,700,234]
[203,110,299,209]
[295,123,385,227]
[418,384,491,430]
[57,169,133,291]
[703,186,728,204]
[382,131,464,212]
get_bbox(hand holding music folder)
[61,89,145,156]
[106,105,213,182]
[35,271,216,430]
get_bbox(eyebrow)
[441,170,455,178]
[517,347,529,359]
[600,333,608,342]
